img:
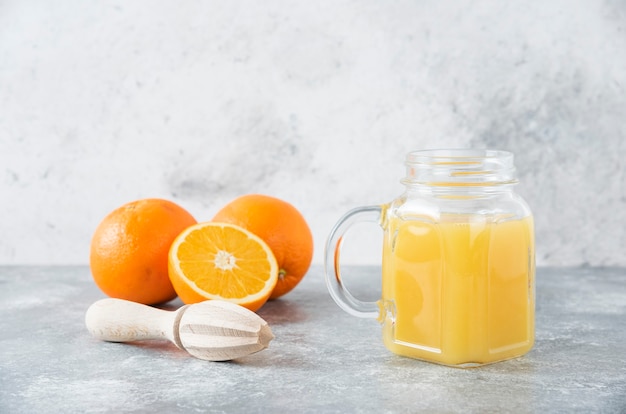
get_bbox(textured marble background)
[1,0,625,266]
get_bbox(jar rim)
[406,149,514,164]
[404,148,517,186]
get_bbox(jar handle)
[324,205,382,319]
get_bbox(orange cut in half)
[168,222,278,312]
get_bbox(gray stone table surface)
[1,266,625,413]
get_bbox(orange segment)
[168,222,278,312]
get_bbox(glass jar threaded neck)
[403,149,518,188]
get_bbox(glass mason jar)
[325,149,535,367]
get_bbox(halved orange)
[168,222,278,312]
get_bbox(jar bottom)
[383,338,534,368]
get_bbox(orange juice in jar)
[325,149,535,367]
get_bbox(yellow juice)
[381,215,535,366]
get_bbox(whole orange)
[90,198,197,305]
[212,194,314,299]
